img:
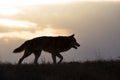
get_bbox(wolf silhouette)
[13,34,80,64]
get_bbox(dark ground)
[0,60,120,80]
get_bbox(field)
[0,60,120,80]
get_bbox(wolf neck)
[51,37,72,52]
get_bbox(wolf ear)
[70,34,75,37]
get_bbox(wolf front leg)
[51,54,57,64]
[57,53,63,64]
[55,53,63,64]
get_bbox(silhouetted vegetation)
[0,60,120,80]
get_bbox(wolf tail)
[13,41,30,53]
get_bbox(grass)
[0,60,120,80]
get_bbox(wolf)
[13,34,80,64]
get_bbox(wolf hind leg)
[18,50,32,64]
[33,50,41,64]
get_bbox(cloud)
[0,0,78,7]
[0,7,22,16]
[0,18,38,33]
[0,26,69,40]
[0,18,37,28]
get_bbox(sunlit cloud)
[0,0,118,7]
[0,0,73,7]
[0,0,70,7]
[74,0,119,1]
[0,19,37,28]
[0,7,22,16]
[0,26,69,41]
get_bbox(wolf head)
[69,34,80,49]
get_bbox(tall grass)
[0,60,120,80]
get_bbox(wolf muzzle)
[72,42,80,49]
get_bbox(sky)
[0,0,120,63]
